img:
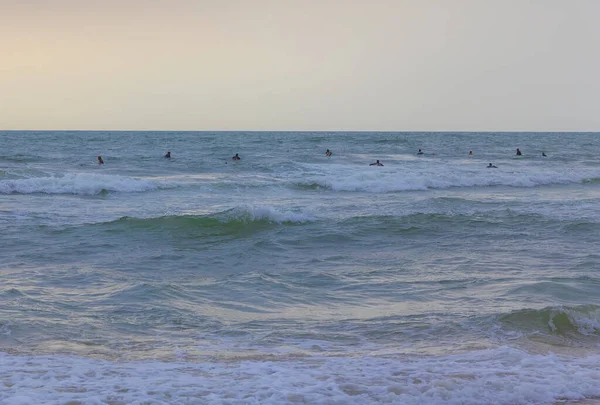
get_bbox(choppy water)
[1,131,600,404]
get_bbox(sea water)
[1,131,600,404]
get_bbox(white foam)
[1,347,600,404]
[230,205,316,223]
[0,173,165,195]
[562,308,600,336]
[304,165,600,193]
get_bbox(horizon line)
[2,129,600,133]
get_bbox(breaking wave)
[499,305,600,337]
[105,206,316,231]
[299,168,600,193]
[0,173,167,195]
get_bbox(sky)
[1,0,599,131]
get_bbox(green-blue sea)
[1,131,600,404]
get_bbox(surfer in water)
[487,163,497,168]
[97,156,104,165]
[417,149,424,155]
[370,160,384,166]
[469,151,473,156]
[232,153,241,161]
[516,148,522,156]
[325,149,332,157]
[542,152,547,157]
[164,151,171,158]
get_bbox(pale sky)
[1,0,599,131]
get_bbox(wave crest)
[228,205,315,223]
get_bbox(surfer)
[417,149,424,155]
[97,156,104,165]
[325,149,332,157]
[469,151,473,156]
[487,163,497,168]
[232,153,241,161]
[164,151,171,158]
[516,148,522,156]
[542,152,547,157]
[370,160,384,166]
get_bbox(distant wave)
[0,154,43,163]
[0,173,167,195]
[299,168,600,193]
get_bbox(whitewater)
[1,131,600,404]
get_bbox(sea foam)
[1,348,600,405]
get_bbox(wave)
[340,211,551,229]
[299,168,600,193]
[0,173,166,195]
[104,206,315,232]
[499,305,600,337]
[117,210,593,237]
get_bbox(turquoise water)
[1,131,600,404]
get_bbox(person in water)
[469,151,473,156]
[516,148,522,156]
[417,149,424,155]
[542,152,547,157]
[370,160,384,166]
[487,163,497,168]
[232,153,241,161]
[325,149,332,157]
[164,151,171,158]
[97,156,104,165]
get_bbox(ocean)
[1,131,600,405]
